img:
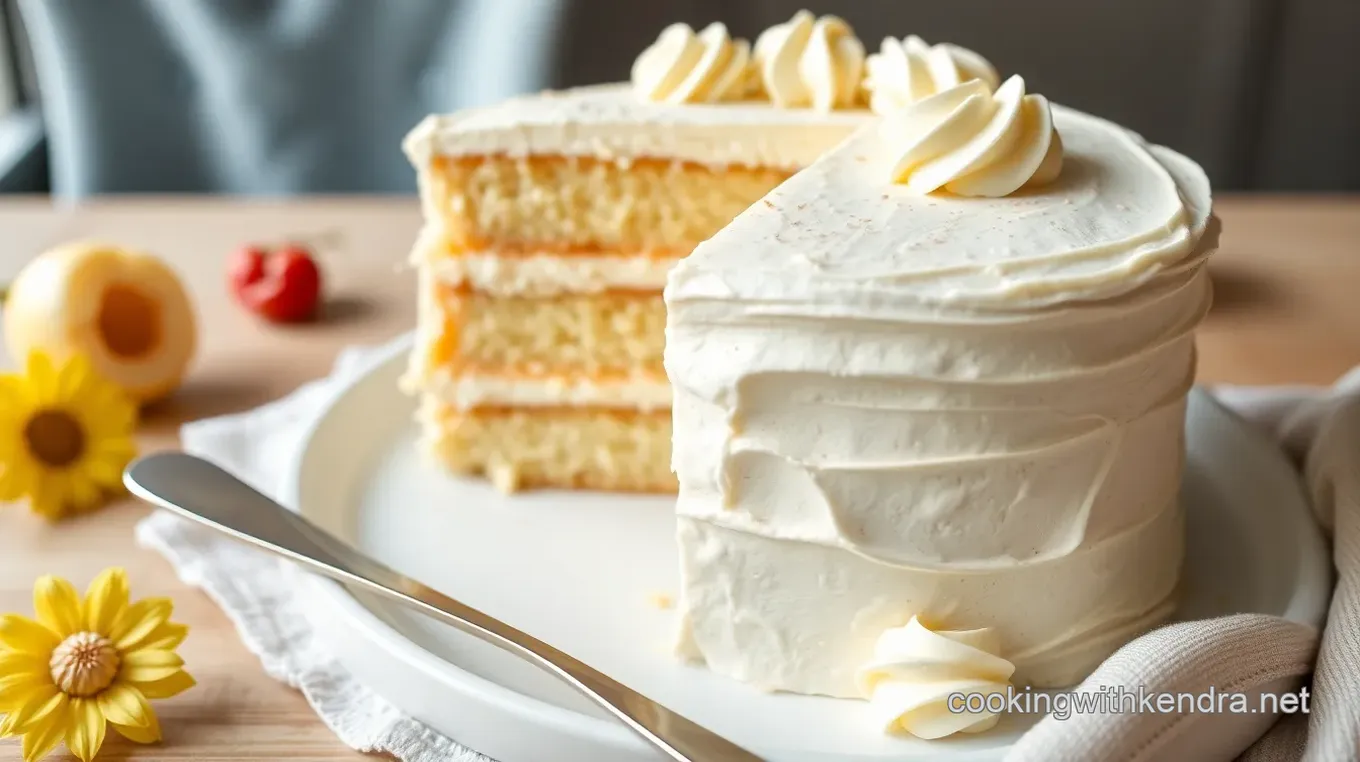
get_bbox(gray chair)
[13,0,564,196]
[0,106,42,192]
[0,0,42,192]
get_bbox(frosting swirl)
[631,22,752,104]
[883,75,1063,197]
[865,35,1000,115]
[856,617,1015,739]
[753,10,865,111]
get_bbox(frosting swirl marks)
[753,10,865,111]
[865,35,1000,115]
[631,22,752,104]
[856,617,1015,739]
[884,75,1063,197]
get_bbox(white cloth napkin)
[136,337,492,762]
[136,338,1360,762]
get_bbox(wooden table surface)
[0,195,1358,760]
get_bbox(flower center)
[50,632,120,697]
[23,410,86,468]
[98,283,161,359]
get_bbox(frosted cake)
[664,74,1218,737]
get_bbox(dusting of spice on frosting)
[856,616,1015,739]
[753,10,866,111]
[864,35,1000,115]
[883,75,1063,197]
[631,22,753,104]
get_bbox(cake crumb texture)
[419,399,677,493]
[427,288,667,376]
[427,155,790,253]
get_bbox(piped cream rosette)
[631,22,753,104]
[864,35,1000,115]
[752,10,866,111]
[630,10,868,112]
[882,75,1064,197]
[857,617,1016,740]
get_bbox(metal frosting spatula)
[124,452,763,762]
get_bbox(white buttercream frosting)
[665,103,1216,697]
[427,370,672,412]
[884,76,1063,197]
[403,84,870,171]
[631,22,753,104]
[670,104,1212,309]
[856,617,1015,739]
[753,10,866,111]
[865,35,1000,115]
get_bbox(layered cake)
[400,11,887,492]
[397,9,1217,741]
[665,73,1218,736]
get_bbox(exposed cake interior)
[401,84,868,492]
[418,398,675,493]
[427,287,667,376]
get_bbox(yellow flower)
[0,350,137,520]
[0,568,194,761]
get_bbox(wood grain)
[0,195,1357,760]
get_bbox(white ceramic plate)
[287,337,1331,762]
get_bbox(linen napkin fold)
[137,335,491,762]
[1009,369,1360,762]
[137,339,1360,762]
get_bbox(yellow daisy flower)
[0,568,194,761]
[0,350,138,520]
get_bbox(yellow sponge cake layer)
[426,155,789,255]
[426,286,666,377]
[419,398,676,493]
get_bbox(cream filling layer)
[425,370,672,412]
[420,248,678,296]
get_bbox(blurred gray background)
[0,0,1356,196]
